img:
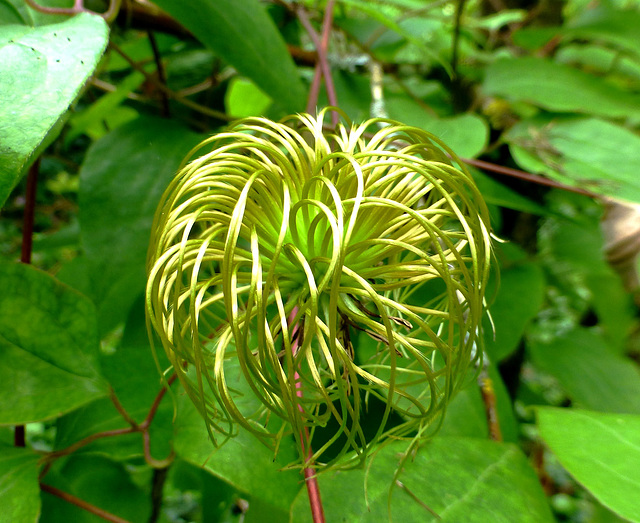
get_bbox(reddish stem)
[297,2,338,125]
[40,483,131,523]
[289,307,326,523]
[14,158,40,448]
[462,156,597,198]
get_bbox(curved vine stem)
[24,0,122,22]
[40,484,131,523]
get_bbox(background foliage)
[1,0,639,521]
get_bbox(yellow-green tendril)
[146,108,491,471]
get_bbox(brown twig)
[24,0,122,22]
[40,483,131,523]
[42,374,177,471]
[461,157,598,198]
[478,372,502,441]
[148,466,170,523]
[109,41,234,122]
[147,31,170,118]
[451,0,467,78]
[140,373,177,430]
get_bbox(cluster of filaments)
[146,110,491,470]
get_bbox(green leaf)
[78,116,203,334]
[470,168,548,215]
[441,364,519,443]
[485,258,545,362]
[0,446,41,523]
[66,70,145,145]
[483,57,640,119]
[173,395,301,513]
[54,299,173,461]
[225,77,272,118]
[0,0,26,25]
[290,437,553,522]
[386,97,488,158]
[528,328,640,414]
[538,408,640,523]
[566,6,640,58]
[507,116,640,203]
[0,261,108,424]
[0,13,109,208]
[151,0,305,112]
[40,455,150,523]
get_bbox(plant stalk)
[14,158,40,447]
[290,307,326,523]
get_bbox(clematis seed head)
[146,108,491,470]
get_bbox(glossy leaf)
[173,395,302,513]
[528,328,640,414]
[485,258,545,362]
[0,261,107,424]
[0,446,41,523]
[507,116,640,203]
[0,13,109,207]
[290,437,553,522]
[538,408,640,523]
[151,0,305,112]
[483,57,640,119]
[78,117,203,334]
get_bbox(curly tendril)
[146,108,491,470]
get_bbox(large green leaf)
[173,394,302,514]
[78,116,203,334]
[290,437,553,522]
[0,446,41,523]
[0,13,108,208]
[566,6,640,58]
[528,328,640,414]
[485,257,545,362]
[507,116,640,203]
[386,96,488,158]
[483,57,640,119]
[538,408,640,523]
[0,261,108,424]
[470,168,548,216]
[40,455,150,523]
[54,300,173,461]
[151,0,305,113]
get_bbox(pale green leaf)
[0,13,109,207]
[538,408,640,523]
[507,116,640,203]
